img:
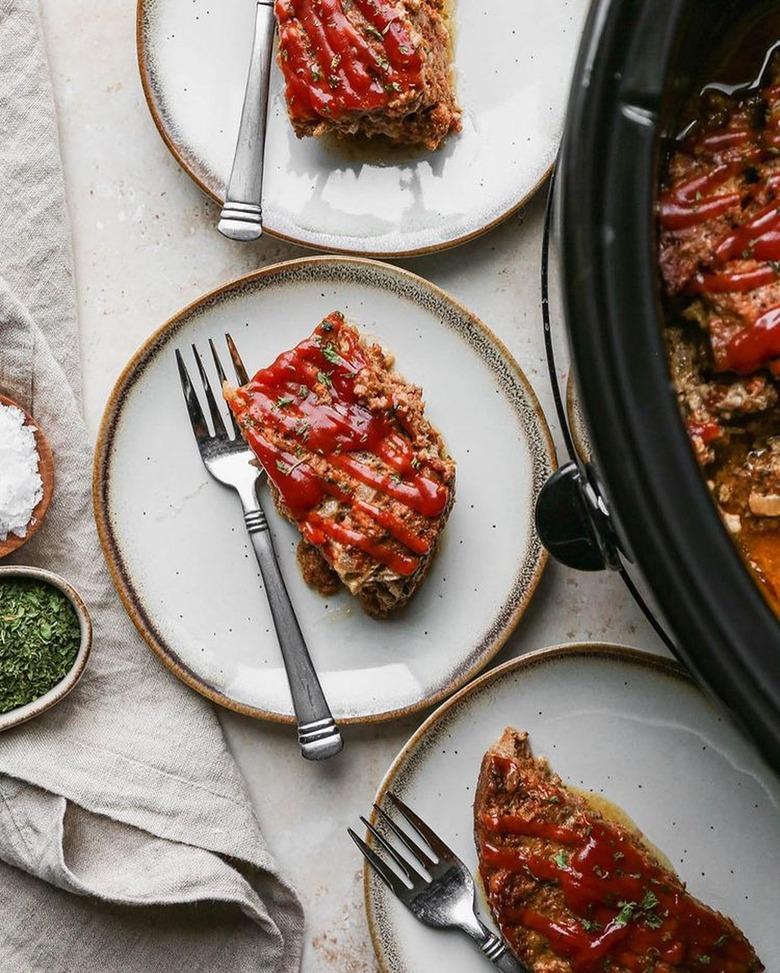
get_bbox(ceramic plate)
[365,644,780,971]
[137,0,589,256]
[94,257,554,724]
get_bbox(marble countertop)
[39,2,666,969]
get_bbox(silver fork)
[175,334,343,761]
[349,793,528,972]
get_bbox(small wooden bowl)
[0,394,54,559]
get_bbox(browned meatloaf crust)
[226,312,455,616]
[474,728,763,973]
[274,0,461,151]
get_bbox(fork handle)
[243,507,343,760]
[217,0,276,242]
[469,922,530,972]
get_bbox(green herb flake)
[0,580,80,714]
[580,918,601,933]
[613,901,637,928]
[275,396,294,408]
[698,956,711,966]
[317,370,333,388]
[321,343,344,366]
[553,849,570,870]
[640,890,660,911]
[275,460,292,475]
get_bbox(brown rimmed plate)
[136,0,590,257]
[364,642,780,971]
[93,256,554,725]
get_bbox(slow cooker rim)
[558,0,780,766]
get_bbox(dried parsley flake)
[0,579,80,713]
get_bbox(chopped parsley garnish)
[580,918,601,933]
[299,384,310,398]
[365,24,384,41]
[275,460,292,475]
[321,343,344,366]
[317,370,332,388]
[643,912,663,930]
[613,901,637,928]
[275,396,294,408]
[640,890,659,911]
[698,957,711,966]
[553,850,570,870]
[310,65,321,82]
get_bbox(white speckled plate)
[93,257,554,724]
[136,0,589,256]
[365,644,780,972]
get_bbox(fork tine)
[348,828,408,897]
[360,816,421,884]
[192,344,228,438]
[209,338,242,438]
[225,333,250,385]
[373,803,436,871]
[175,349,209,443]
[386,793,454,863]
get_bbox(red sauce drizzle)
[479,756,756,973]
[229,312,448,577]
[660,103,780,372]
[724,304,780,373]
[274,0,424,122]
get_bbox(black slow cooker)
[536,0,780,770]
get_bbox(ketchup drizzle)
[659,84,780,374]
[228,313,448,577]
[479,755,756,973]
[275,0,424,122]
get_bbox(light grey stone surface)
[38,2,666,969]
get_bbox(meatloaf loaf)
[225,312,455,616]
[475,728,762,973]
[274,0,461,150]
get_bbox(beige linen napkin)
[0,2,304,970]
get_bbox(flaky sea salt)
[0,403,43,542]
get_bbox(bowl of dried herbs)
[0,565,92,730]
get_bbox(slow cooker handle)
[538,170,621,572]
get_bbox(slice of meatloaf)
[474,728,763,973]
[274,0,461,151]
[225,312,455,616]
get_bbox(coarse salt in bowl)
[0,394,54,558]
